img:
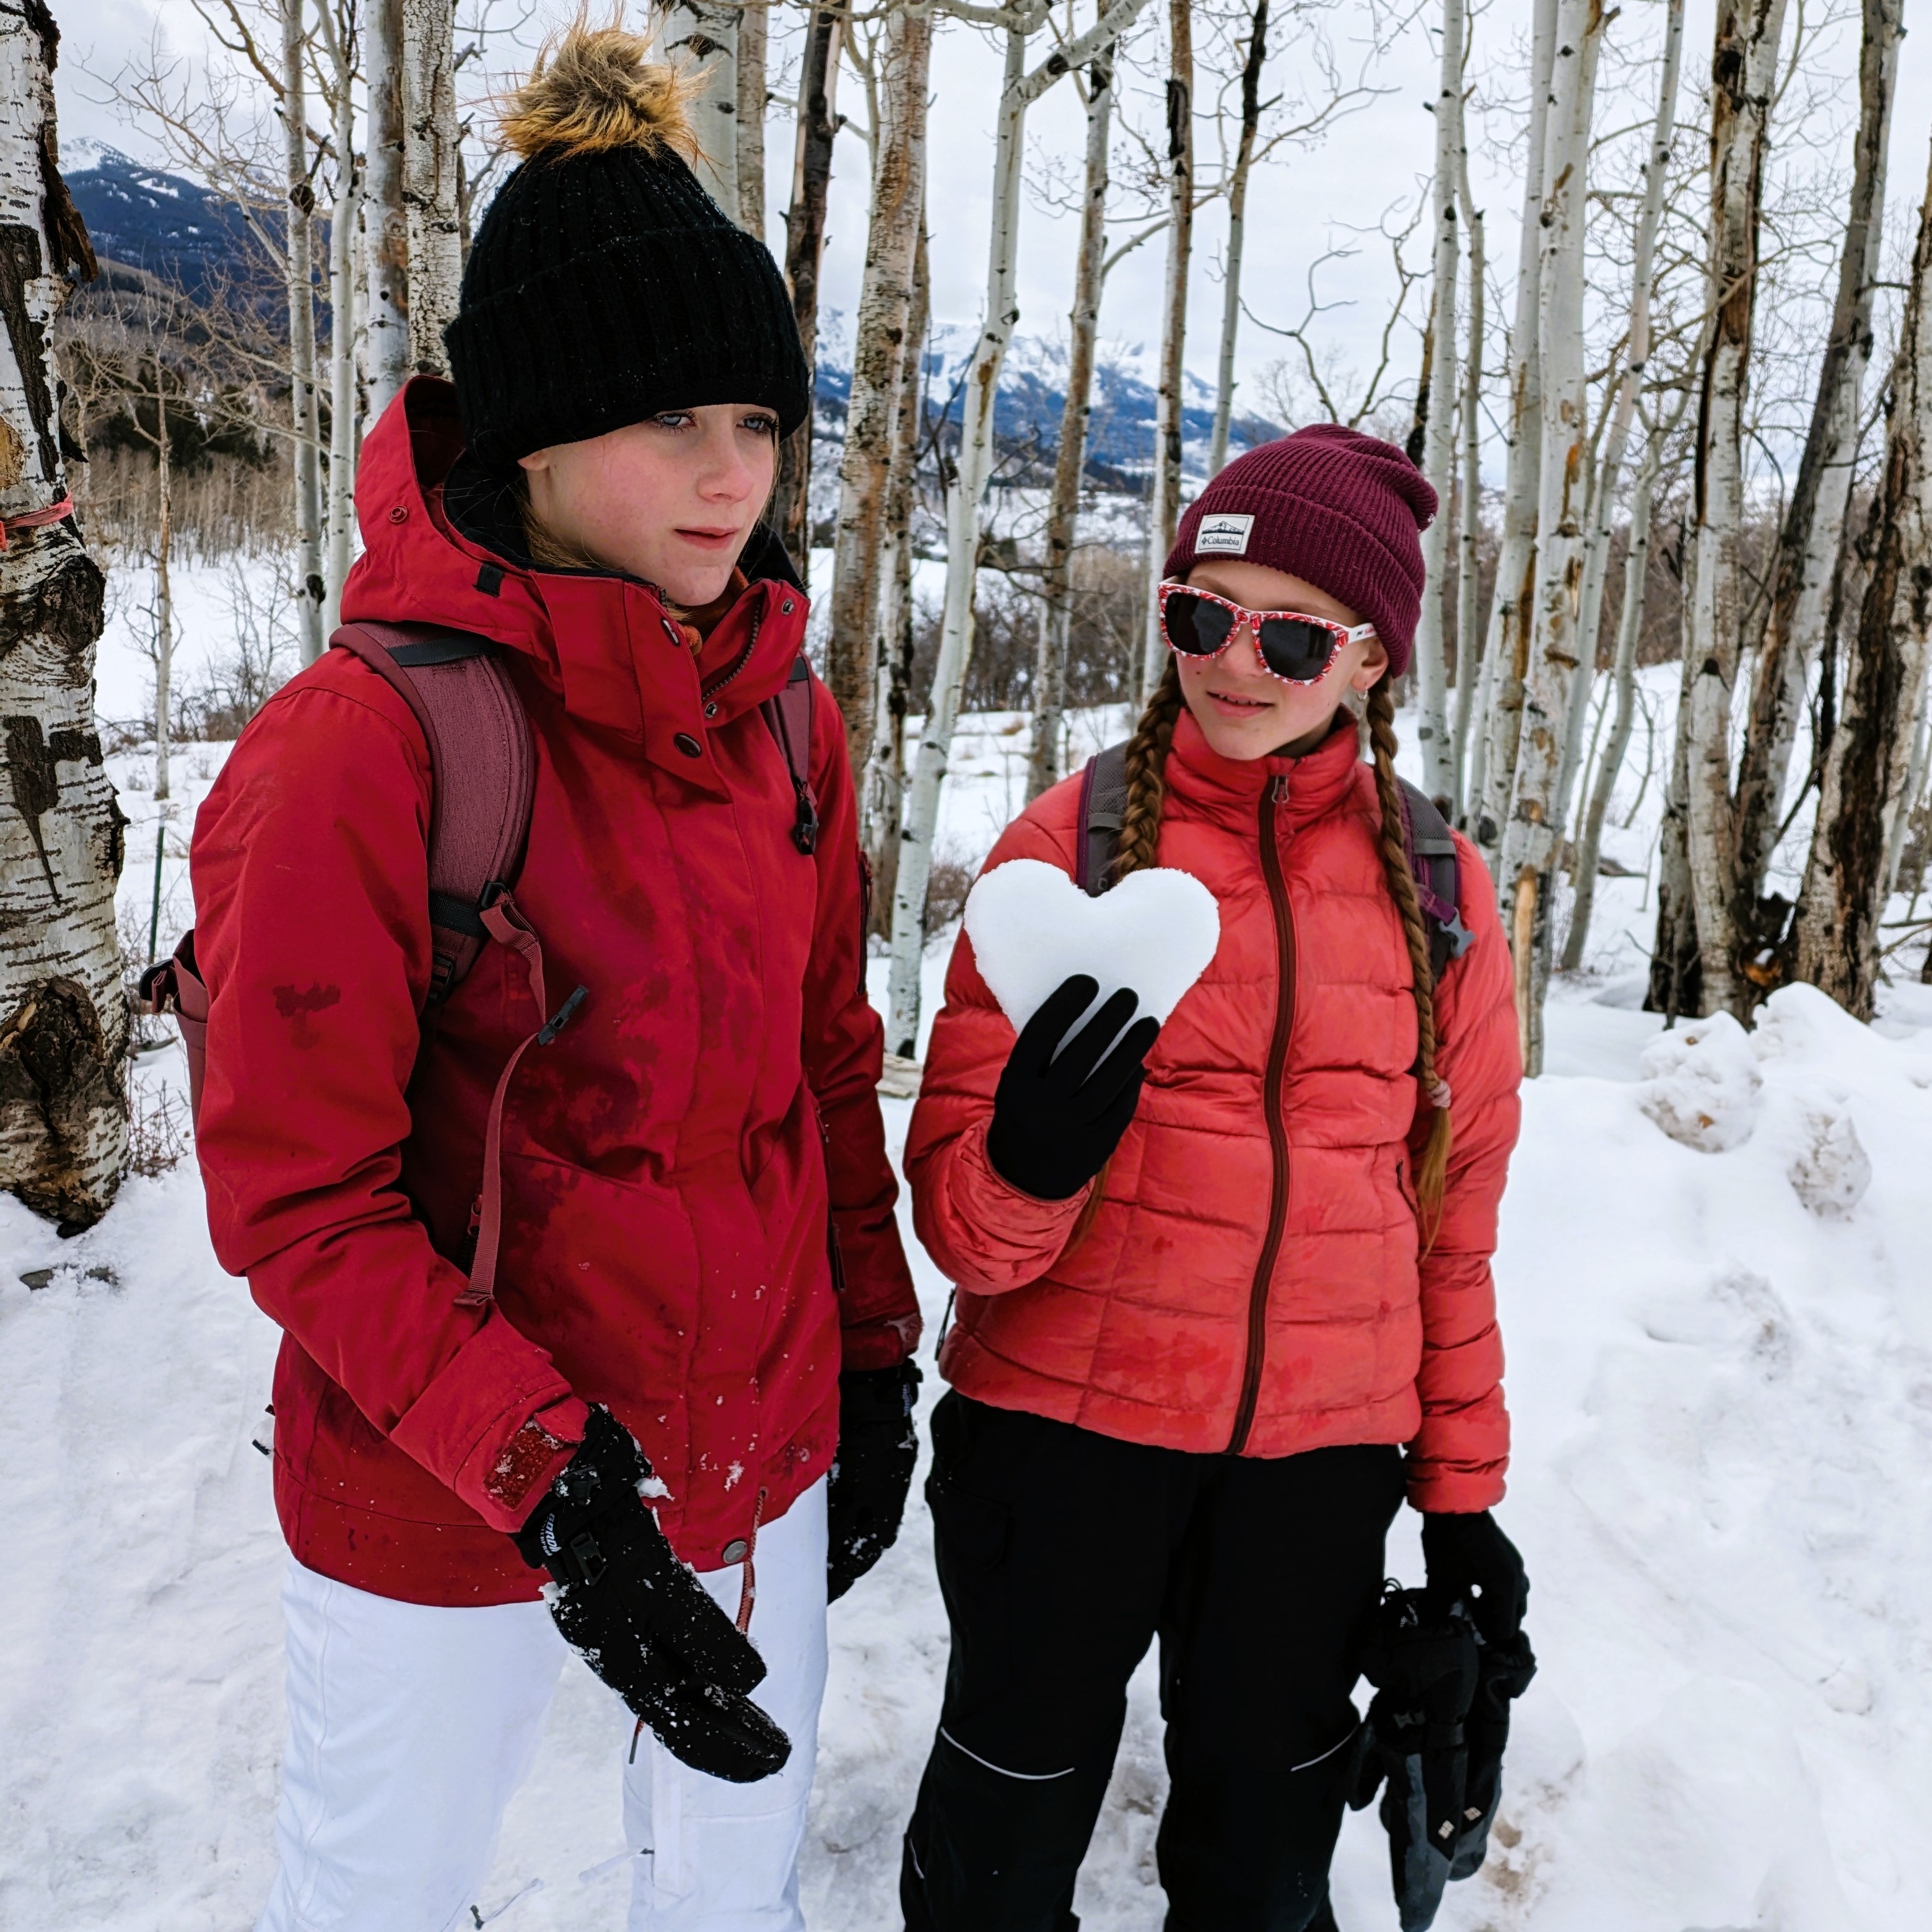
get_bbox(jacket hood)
[341,377,808,753]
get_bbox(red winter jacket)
[192,380,919,1605]
[906,709,1518,1511]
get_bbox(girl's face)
[517,404,782,606]
[1174,559,1389,762]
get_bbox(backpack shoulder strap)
[1076,741,1132,896]
[1396,778,1473,982]
[759,652,820,854]
[331,621,537,1004]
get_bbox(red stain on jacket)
[192,380,919,1606]
[905,707,1518,1511]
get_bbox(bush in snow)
[1638,1010,1763,1152]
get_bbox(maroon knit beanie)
[1165,425,1437,678]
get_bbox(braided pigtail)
[1113,658,1186,881]
[1365,677,1453,1243]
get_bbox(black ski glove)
[1420,1509,1529,1643]
[514,1406,790,1784]
[826,1360,922,1602]
[986,974,1161,1201]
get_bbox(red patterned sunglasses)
[1158,580,1378,686]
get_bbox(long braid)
[1365,677,1453,1239]
[1114,659,1185,880]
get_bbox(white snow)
[961,857,1221,1036]
[8,670,1932,1925]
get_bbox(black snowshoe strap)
[1075,738,1471,980]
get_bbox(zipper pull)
[1271,774,1290,804]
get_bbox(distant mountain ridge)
[66,149,1282,481]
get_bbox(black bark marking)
[2,712,59,901]
[0,224,58,486]
[0,549,105,673]
[0,974,125,1235]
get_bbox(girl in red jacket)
[899,429,1526,1931]
[190,30,919,1931]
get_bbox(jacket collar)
[339,378,808,786]
[1162,704,1368,834]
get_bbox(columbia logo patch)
[1194,512,1254,556]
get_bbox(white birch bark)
[1449,159,1484,812]
[1468,0,1558,865]
[1886,659,1932,894]
[151,357,173,803]
[828,2,932,773]
[321,1,361,639]
[1497,0,1607,1073]
[1411,0,1465,806]
[1139,0,1195,702]
[1550,0,1684,830]
[736,0,769,238]
[888,0,1152,1055]
[283,0,325,665]
[1683,0,1790,1018]
[1207,0,1267,480]
[661,0,741,218]
[365,0,410,421]
[1031,50,1115,802]
[1792,138,1932,1014]
[0,4,129,1228]
[401,0,461,377]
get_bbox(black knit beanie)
[445,28,810,468]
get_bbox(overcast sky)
[53,0,1932,442]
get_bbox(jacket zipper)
[1228,774,1296,1454]
[699,603,765,711]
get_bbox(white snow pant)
[255,1478,828,1932]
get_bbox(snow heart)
[963,857,1221,1040]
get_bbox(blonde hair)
[1111,663,1453,1235]
[500,17,707,165]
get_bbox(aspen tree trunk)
[737,0,769,238]
[1469,0,1558,863]
[1207,0,1266,481]
[773,7,842,580]
[661,0,741,216]
[1886,659,1932,893]
[1680,0,1790,1018]
[1565,427,1665,969]
[828,2,931,772]
[401,0,461,377]
[867,222,929,926]
[283,0,326,665]
[1411,0,1465,807]
[1030,50,1114,803]
[0,0,128,1231]
[1497,0,1606,1074]
[1791,139,1932,1018]
[1550,0,1684,831]
[889,0,1149,1053]
[151,356,173,803]
[323,14,361,640]
[365,0,410,422]
[1732,0,1900,925]
[1139,0,1195,702]
[1449,167,1484,811]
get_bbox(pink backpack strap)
[759,653,819,854]
[331,622,537,1004]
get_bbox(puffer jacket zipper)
[1228,772,1296,1454]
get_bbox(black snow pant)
[901,1392,1405,1932]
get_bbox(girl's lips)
[675,527,741,550]
[1207,688,1276,715]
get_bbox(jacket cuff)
[389,1313,585,1532]
[840,1310,923,1371]
[940,1119,1091,1289]
[1404,1457,1507,1514]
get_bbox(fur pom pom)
[500,21,704,164]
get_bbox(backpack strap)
[1396,779,1473,983]
[759,652,820,854]
[331,622,538,1005]
[1075,741,1131,896]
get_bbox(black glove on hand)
[1420,1509,1529,1643]
[826,1360,922,1602]
[986,974,1161,1201]
[514,1406,790,1783]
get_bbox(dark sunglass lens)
[1165,593,1235,656]
[1257,616,1339,683]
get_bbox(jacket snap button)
[387,505,408,524]
[704,701,719,719]
[674,732,703,758]
[722,1538,750,1564]
[780,600,794,614]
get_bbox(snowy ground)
[9,601,1932,1927]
